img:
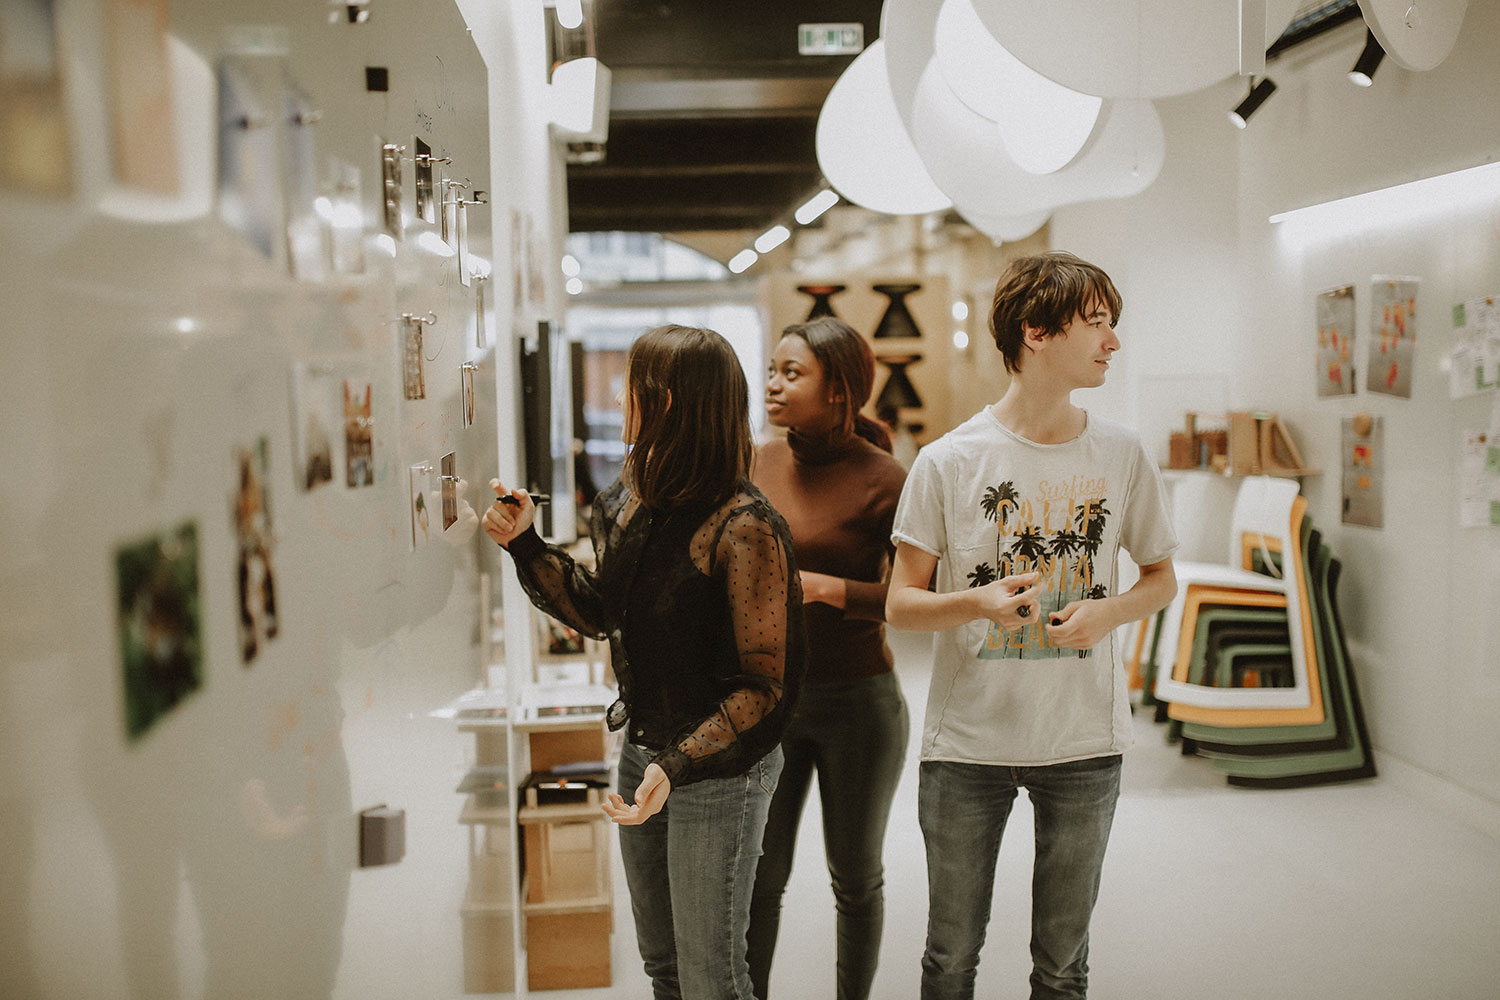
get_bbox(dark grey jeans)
[918,753,1123,1000]
[747,671,910,1000]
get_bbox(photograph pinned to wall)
[218,56,281,257]
[402,314,428,400]
[343,376,374,487]
[1316,284,1356,397]
[1366,276,1418,397]
[526,211,547,308]
[461,361,477,426]
[379,138,403,240]
[511,207,527,315]
[104,0,179,195]
[282,77,327,281]
[410,461,434,547]
[324,159,365,275]
[232,437,279,664]
[0,0,73,196]
[414,136,437,224]
[289,361,338,491]
[474,273,488,348]
[1449,295,1500,397]
[116,520,202,740]
[441,451,458,530]
[1341,412,1384,528]
[457,200,471,288]
[1458,428,1500,528]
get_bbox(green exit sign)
[798,23,864,55]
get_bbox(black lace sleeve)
[505,527,609,641]
[653,501,805,786]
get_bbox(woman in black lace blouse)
[483,324,805,999]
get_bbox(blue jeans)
[747,671,909,1000]
[918,754,1123,1000]
[617,740,783,1000]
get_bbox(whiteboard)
[0,0,523,996]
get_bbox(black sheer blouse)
[505,478,806,788]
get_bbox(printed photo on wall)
[343,377,374,487]
[380,138,403,240]
[461,362,476,426]
[325,159,366,275]
[1366,276,1418,398]
[1316,284,1356,397]
[1341,412,1383,528]
[290,362,338,491]
[233,438,279,665]
[116,520,203,741]
[1448,295,1500,399]
[414,136,436,224]
[218,56,281,258]
[441,452,458,529]
[0,0,73,197]
[105,0,179,195]
[283,78,327,281]
[511,207,526,316]
[410,462,434,547]
[402,315,426,400]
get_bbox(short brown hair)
[624,324,753,508]
[988,252,1123,374]
[778,316,892,452]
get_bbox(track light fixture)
[1228,77,1277,129]
[1348,29,1386,87]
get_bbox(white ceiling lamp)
[1359,0,1468,72]
[815,39,952,216]
[934,0,1103,175]
[548,56,611,143]
[728,249,759,273]
[908,56,1165,222]
[965,0,1301,99]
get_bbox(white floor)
[542,630,1500,1000]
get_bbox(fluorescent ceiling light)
[795,189,840,225]
[1269,160,1500,228]
[754,225,791,253]
[728,249,759,273]
[561,253,581,277]
[566,277,584,295]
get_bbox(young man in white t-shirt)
[887,252,1179,1000]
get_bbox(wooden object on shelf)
[1256,413,1307,475]
[520,786,611,907]
[526,909,613,991]
[1228,411,1261,475]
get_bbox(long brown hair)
[624,324,753,508]
[989,251,1123,374]
[780,316,892,452]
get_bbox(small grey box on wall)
[359,805,406,867]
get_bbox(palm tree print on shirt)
[971,481,1111,660]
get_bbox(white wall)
[1051,6,1500,818]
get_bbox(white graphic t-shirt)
[892,408,1178,766]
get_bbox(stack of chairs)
[1124,476,1375,788]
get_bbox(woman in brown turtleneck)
[747,316,910,1000]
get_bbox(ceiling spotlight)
[728,249,759,274]
[1228,77,1277,129]
[1348,30,1385,87]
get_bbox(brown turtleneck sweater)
[752,430,908,684]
